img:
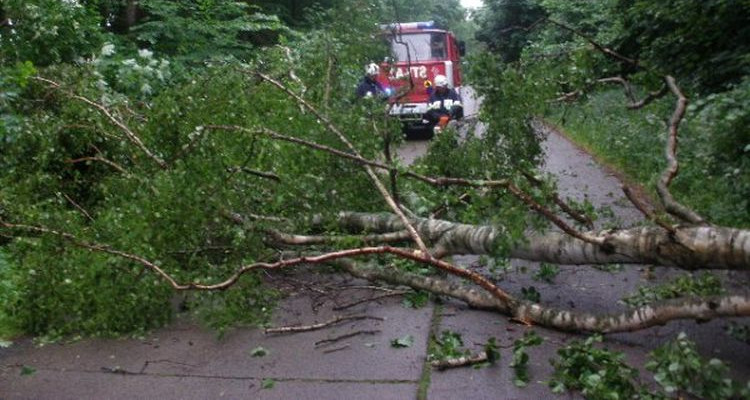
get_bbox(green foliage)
[725,322,750,345]
[616,0,750,93]
[383,0,466,31]
[621,273,724,308]
[391,334,415,348]
[90,43,173,100]
[249,346,269,357]
[251,0,344,27]
[549,334,661,399]
[2,238,174,339]
[132,0,289,63]
[20,365,36,376]
[475,0,546,62]
[550,333,748,399]
[0,61,37,135]
[430,330,468,361]
[0,0,399,338]
[689,78,750,219]
[532,263,559,283]
[484,337,501,364]
[1,0,105,66]
[520,286,541,303]
[390,257,433,276]
[510,330,543,387]
[402,290,430,308]
[0,250,20,339]
[261,378,276,389]
[646,332,749,400]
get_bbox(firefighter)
[356,63,386,99]
[423,74,463,132]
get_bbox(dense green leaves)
[616,0,750,93]
[0,2,413,338]
[549,335,660,399]
[132,0,288,63]
[646,332,749,400]
[550,333,750,399]
[1,0,105,66]
[475,0,546,62]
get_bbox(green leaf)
[20,365,36,376]
[250,346,269,357]
[261,378,275,390]
[513,377,528,387]
[391,334,414,348]
[484,337,501,364]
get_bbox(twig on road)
[332,291,408,311]
[264,314,384,334]
[315,330,381,347]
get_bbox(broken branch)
[264,315,383,334]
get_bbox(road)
[395,86,482,165]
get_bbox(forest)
[1,1,749,398]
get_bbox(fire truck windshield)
[390,33,446,62]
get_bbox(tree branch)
[337,259,750,333]
[0,219,515,304]
[33,76,168,169]
[621,184,675,233]
[268,230,411,246]
[627,85,668,109]
[597,76,636,102]
[255,72,431,256]
[265,314,382,334]
[522,171,594,229]
[548,19,642,69]
[207,125,602,246]
[66,156,128,174]
[656,76,707,225]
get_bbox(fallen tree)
[0,12,748,338]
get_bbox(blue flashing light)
[380,21,436,30]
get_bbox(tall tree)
[475,0,546,62]
[616,0,750,93]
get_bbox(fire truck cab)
[377,21,464,132]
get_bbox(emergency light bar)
[380,21,436,30]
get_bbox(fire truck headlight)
[384,87,394,96]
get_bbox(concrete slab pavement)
[1,271,434,399]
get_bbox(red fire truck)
[377,21,465,133]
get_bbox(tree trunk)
[338,212,750,270]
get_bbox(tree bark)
[337,260,750,333]
[338,212,750,270]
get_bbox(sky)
[460,0,484,9]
